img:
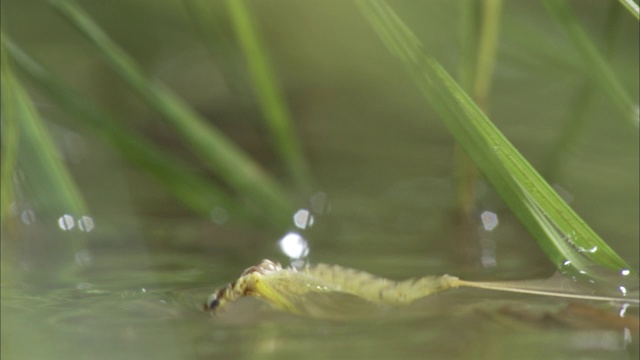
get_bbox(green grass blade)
[455,0,503,217]
[618,0,640,20]
[473,0,503,110]
[1,34,87,221]
[544,0,638,127]
[1,43,21,230]
[455,0,480,217]
[226,0,312,192]
[458,0,480,94]
[3,36,264,225]
[355,0,634,281]
[49,0,294,226]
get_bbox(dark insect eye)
[205,294,220,310]
[209,298,220,308]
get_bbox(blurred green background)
[1,0,638,359]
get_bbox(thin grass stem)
[226,0,312,193]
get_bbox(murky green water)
[3,216,638,360]
[2,0,639,359]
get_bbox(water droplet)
[293,209,314,229]
[78,215,95,232]
[480,210,498,231]
[621,269,631,276]
[278,232,309,260]
[58,214,75,230]
[619,286,627,295]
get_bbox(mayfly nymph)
[203,259,639,315]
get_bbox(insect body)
[204,259,639,316]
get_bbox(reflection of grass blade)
[355,0,633,279]
[544,0,637,127]
[1,35,87,220]
[618,0,639,20]
[4,37,263,225]
[50,0,293,226]
[226,0,312,192]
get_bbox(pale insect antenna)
[457,280,640,304]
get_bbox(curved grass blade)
[1,35,87,223]
[3,37,265,225]
[49,0,294,226]
[355,0,635,281]
[226,0,312,192]
[544,0,638,127]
